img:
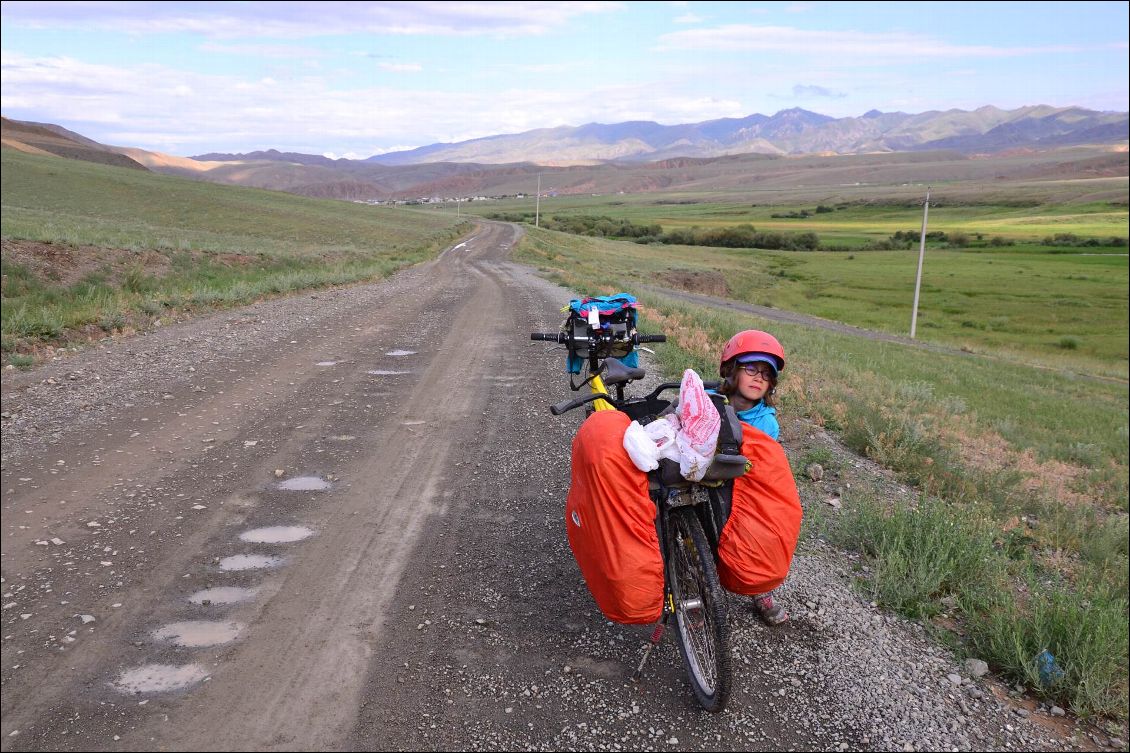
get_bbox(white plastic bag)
[675,369,721,481]
[623,420,660,472]
[644,415,680,463]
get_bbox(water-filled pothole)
[189,586,259,605]
[239,526,315,544]
[153,620,244,647]
[276,476,331,491]
[385,350,416,357]
[113,663,208,694]
[218,554,284,571]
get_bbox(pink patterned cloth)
[675,369,721,480]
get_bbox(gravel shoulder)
[1,222,1108,752]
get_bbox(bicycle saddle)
[600,357,645,386]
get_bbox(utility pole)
[535,173,541,228]
[910,187,930,338]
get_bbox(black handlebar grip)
[638,334,667,343]
[530,333,562,341]
[550,398,577,415]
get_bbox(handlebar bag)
[565,294,640,374]
[565,410,664,624]
[715,423,803,595]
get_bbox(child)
[716,329,794,625]
[717,329,782,441]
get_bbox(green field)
[511,225,1128,379]
[1,149,467,354]
[484,189,1128,243]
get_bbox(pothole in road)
[239,526,315,544]
[152,620,244,647]
[385,350,416,357]
[367,370,411,376]
[276,476,331,491]
[188,586,259,605]
[218,554,284,571]
[112,663,208,694]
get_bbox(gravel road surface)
[1,222,1100,751]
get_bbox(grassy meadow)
[491,194,1129,380]
[1,149,468,356]
[513,220,1128,720]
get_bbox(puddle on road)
[367,370,411,376]
[276,476,331,491]
[402,420,426,426]
[218,554,284,571]
[153,620,244,647]
[113,663,208,694]
[316,361,338,367]
[384,350,416,357]
[189,586,259,605]
[239,525,314,544]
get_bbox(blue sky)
[2,1,1127,158]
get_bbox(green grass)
[482,193,1128,246]
[810,494,1128,719]
[512,225,1128,379]
[1,149,468,355]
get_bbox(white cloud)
[656,24,1095,58]
[1,51,747,154]
[198,42,324,59]
[674,13,702,24]
[790,84,846,99]
[0,1,622,38]
[378,62,423,73]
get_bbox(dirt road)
[1,223,1087,751]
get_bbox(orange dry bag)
[565,410,664,624]
[716,423,803,595]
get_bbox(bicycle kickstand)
[631,611,670,682]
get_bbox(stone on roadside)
[806,463,824,481]
[965,658,989,678]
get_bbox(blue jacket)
[737,401,779,441]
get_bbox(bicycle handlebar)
[530,332,666,344]
[550,392,611,415]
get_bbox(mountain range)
[3,105,1127,203]
[188,105,1128,166]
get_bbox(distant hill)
[6,115,1127,205]
[338,105,1128,166]
[1,117,149,171]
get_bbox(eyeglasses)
[738,364,775,381]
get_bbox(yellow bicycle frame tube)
[588,373,616,411]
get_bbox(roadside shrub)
[830,494,997,619]
[1057,336,1081,350]
[122,266,151,294]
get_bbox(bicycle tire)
[665,505,732,712]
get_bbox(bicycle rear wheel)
[665,506,732,712]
